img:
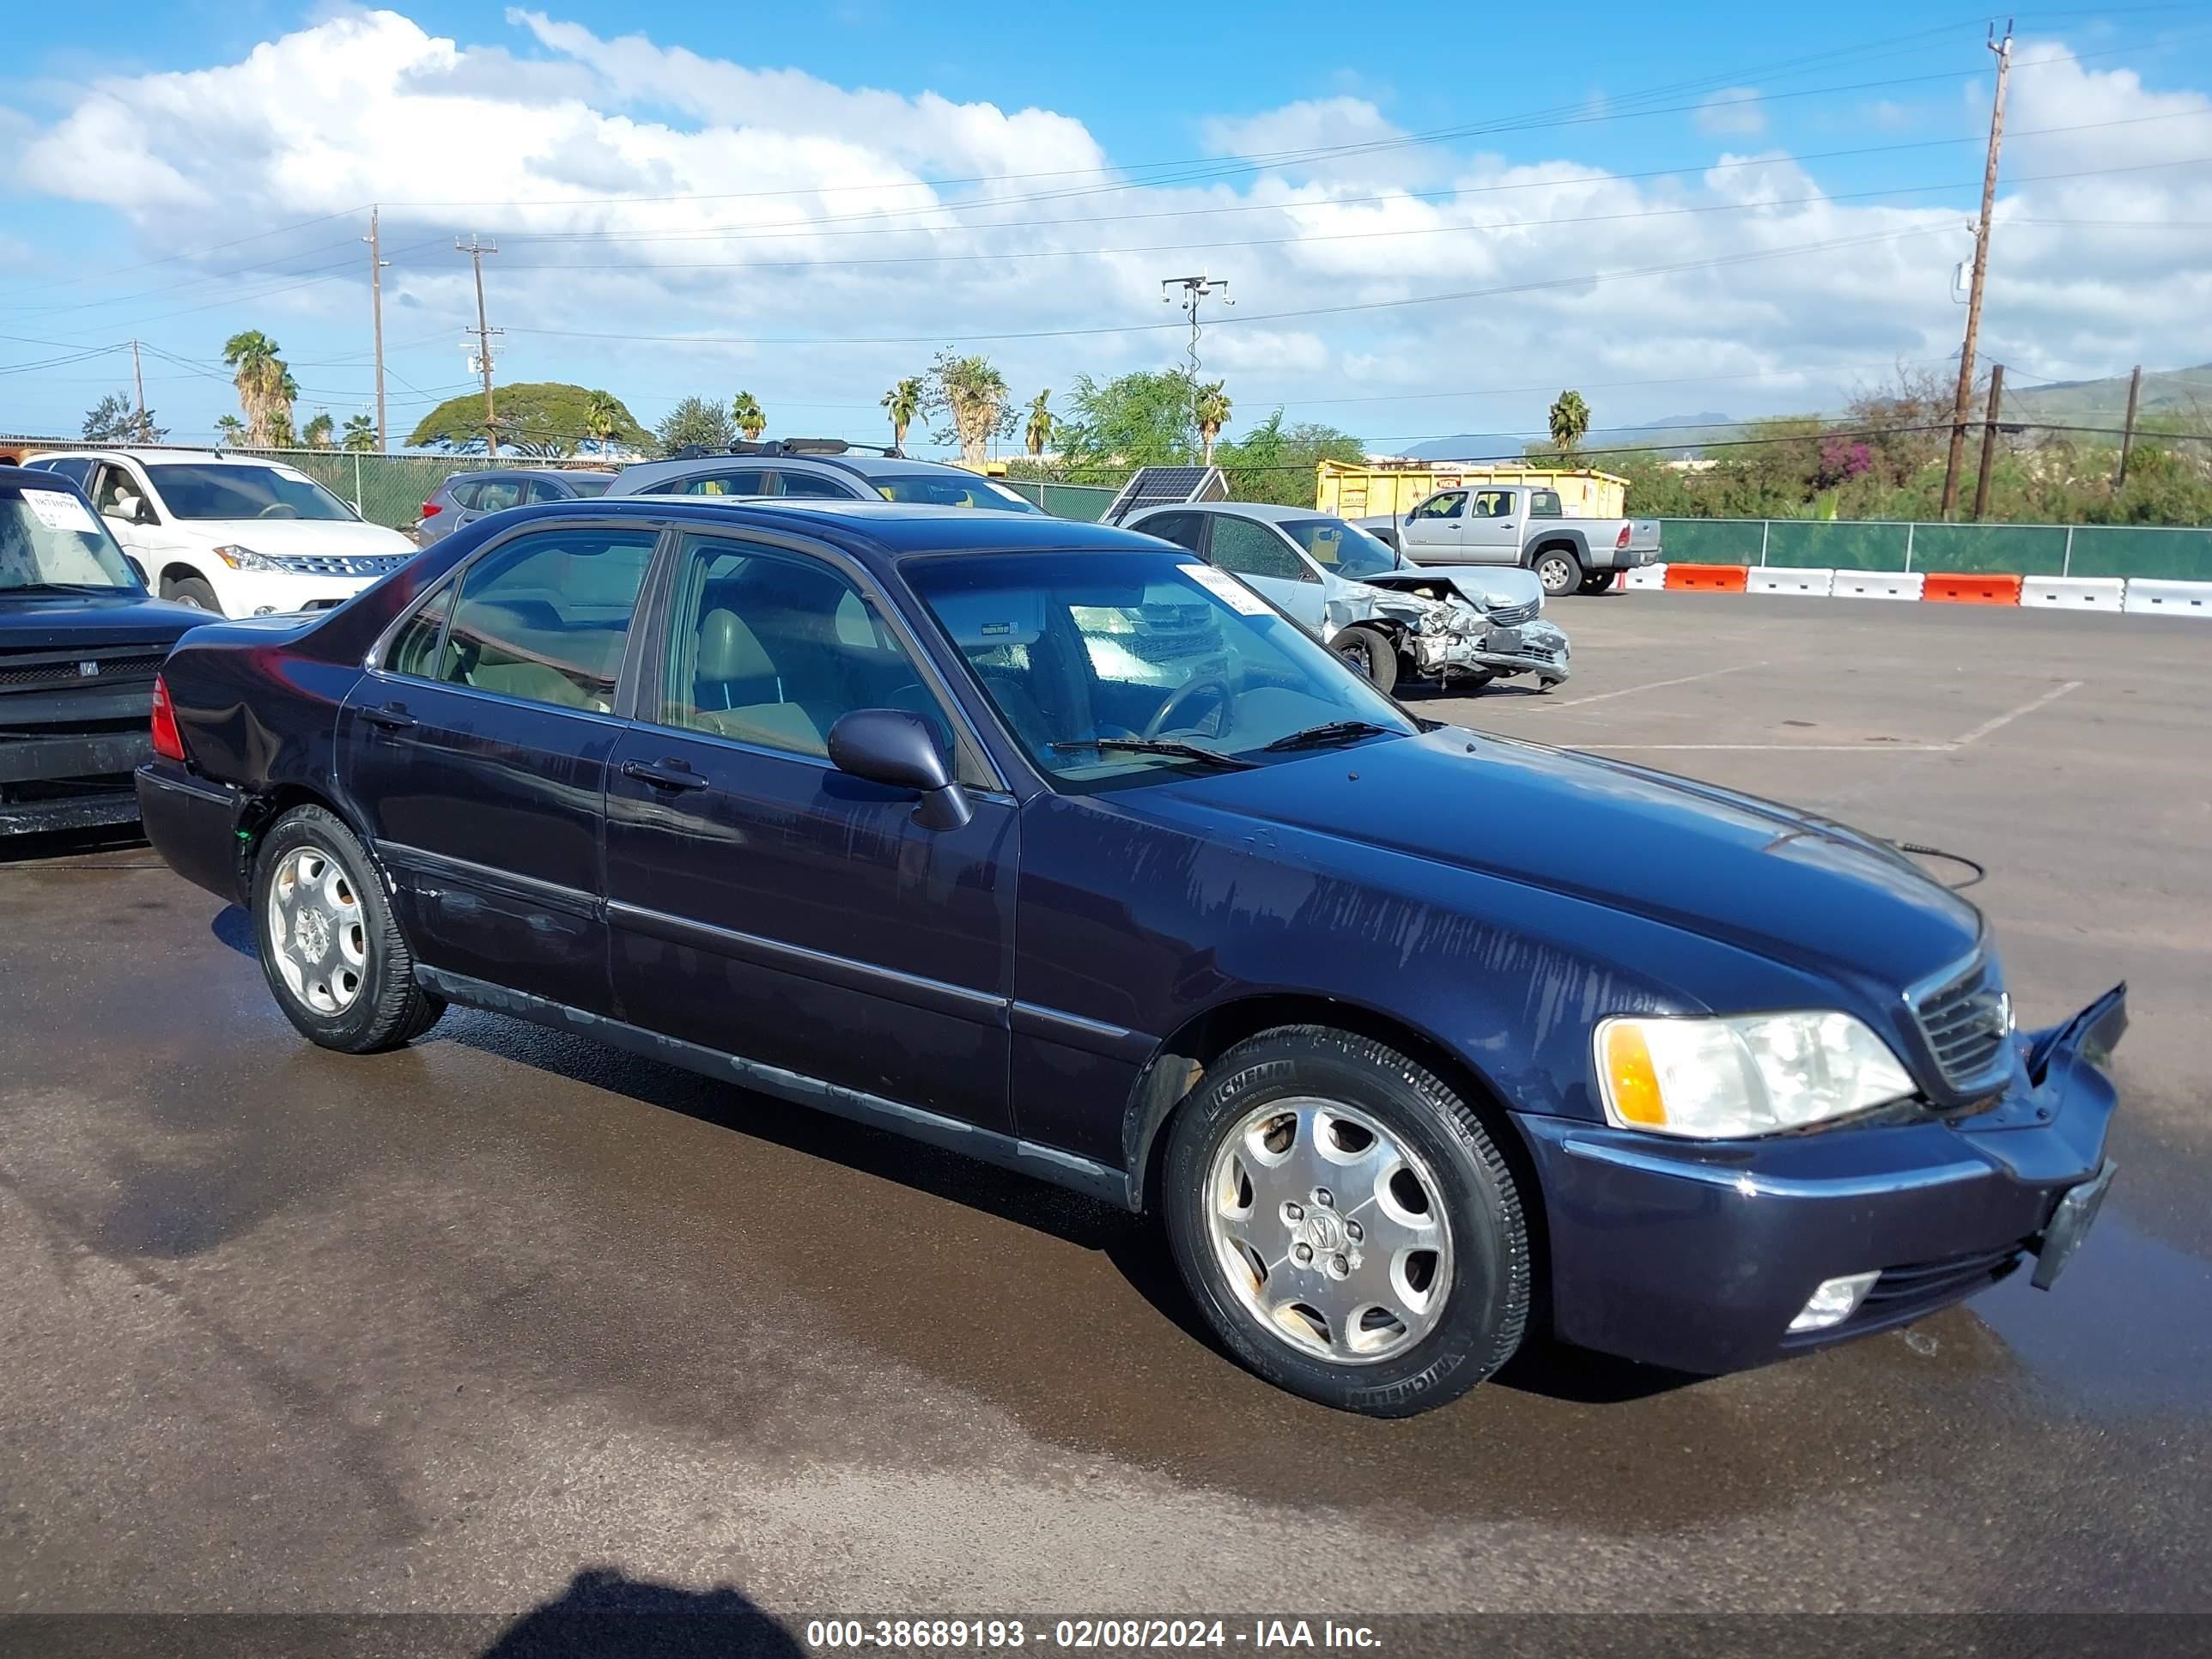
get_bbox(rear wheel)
[255,805,443,1053]
[1331,625,1399,696]
[1577,570,1618,595]
[1161,1026,1531,1416]
[1532,547,1583,598]
[163,576,222,613]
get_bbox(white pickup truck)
[1354,482,1662,597]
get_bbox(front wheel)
[1532,548,1584,598]
[1331,625,1399,696]
[255,805,444,1053]
[1161,1027,1532,1416]
[163,575,222,613]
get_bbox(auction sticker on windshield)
[1181,562,1271,616]
[20,488,101,535]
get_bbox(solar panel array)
[1102,465,1228,525]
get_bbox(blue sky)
[3,2,2209,453]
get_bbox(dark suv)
[605,440,1043,513]
[416,468,616,546]
[133,496,2125,1417]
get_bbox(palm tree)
[1548,389,1591,458]
[881,376,923,453]
[221,331,295,448]
[584,389,623,459]
[341,413,377,453]
[215,415,246,448]
[1194,380,1231,465]
[1024,390,1054,459]
[731,391,766,442]
[927,352,1012,468]
[301,411,335,449]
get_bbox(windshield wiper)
[1260,720,1397,752]
[1,581,129,597]
[1049,738,1260,770]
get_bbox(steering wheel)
[257,503,302,520]
[1143,676,1232,742]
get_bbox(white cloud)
[1695,88,1767,137]
[7,15,2210,450]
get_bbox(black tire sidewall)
[253,808,400,1049]
[1162,1030,1528,1416]
[1334,626,1396,695]
[167,577,222,613]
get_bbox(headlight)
[212,544,279,571]
[1595,1012,1916,1138]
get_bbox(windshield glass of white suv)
[1280,517,1399,580]
[0,484,143,592]
[146,464,358,522]
[872,474,1042,513]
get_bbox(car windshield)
[145,463,357,522]
[1279,517,1400,580]
[0,483,143,592]
[908,550,1414,790]
[873,473,1043,513]
[563,477,614,498]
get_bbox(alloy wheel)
[265,844,368,1015]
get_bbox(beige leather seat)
[686,605,826,754]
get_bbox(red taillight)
[150,674,185,763]
[1616,524,1632,550]
[420,500,442,518]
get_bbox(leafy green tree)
[1213,411,1365,507]
[1024,390,1054,459]
[342,413,378,453]
[882,376,924,453]
[1054,368,1198,483]
[409,383,652,455]
[653,394,739,455]
[301,411,336,449]
[926,351,1013,466]
[222,331,295,447]
[731,391,766,442]
[82,391,164,444]
[1548,390,1591,458]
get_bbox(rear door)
[602,527,1016,1133]
[1203,514,1325,629]
[1462,488,1522,562]
[338,520,661,1012]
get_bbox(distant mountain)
[1404,411,1737,463]
[2001,364,2212,430]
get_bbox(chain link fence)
[1660,518,2212,580]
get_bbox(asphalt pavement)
[3,592,2208,1647]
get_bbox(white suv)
[22,448,417,616]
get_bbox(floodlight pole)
[1161,273,1231,441]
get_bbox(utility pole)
[1160,273,1232,446]
[457,234,501,456]
[2113,364,2143,488]
[129,338,150,444]
[1972,362,2005,521]
[1940,21,2013,520]
[367,208,390,453]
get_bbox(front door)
[1401,489,1467,558]
[1203,514,1325,630]
[88,460,163,586]
[337,521,661,1012]
[604,530,1016,1133]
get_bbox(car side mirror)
[827,708,972,830]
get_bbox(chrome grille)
[1911,953,2013,1090]
[1488,599,1540,628]
[267,553,410,579]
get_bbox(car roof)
[27,447,240,465]
[446,467,616,483]
[615,450,988,483]
[487,494,1163,556]
[1127,501,1328,526]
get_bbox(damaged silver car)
[1122,501,1570,696]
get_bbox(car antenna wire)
[1889,841,1987,890]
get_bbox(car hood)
[1364,565,1544,611]
[167,518,414,556]
[0,589,207,650]
[1143,726,1982,992]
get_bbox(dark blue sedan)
[135,497,2125,1416]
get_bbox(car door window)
[444,483,482,511]
[1206,516,1311,582]
[418,527,657,713]
[1135,512,1206,555]
[656,532,951,763]
[657,469,773,497]
[770,471,853,499]
[524,478,571,504]
[471,478,526,512]
[1471,490,1514,519]
[90,464,153,526]
[1529,490,1564,518]
[34,459,95,490]
[1412,491,1466,521]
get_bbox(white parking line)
[1539,662,1769,710]
[1952,679,2084,746]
